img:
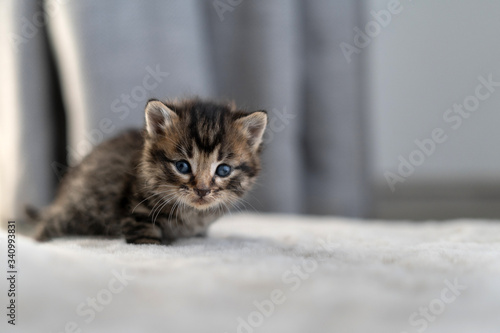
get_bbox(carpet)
[0,214,499,333]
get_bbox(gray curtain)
[0,0,370,223]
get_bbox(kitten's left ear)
[145,99,178,137]
[236,111,268,151]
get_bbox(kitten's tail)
[25,205,42,224]
[25,205,54,241]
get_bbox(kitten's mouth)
[188,196,217,210]
[184,188,224,210]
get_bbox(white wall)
[368,0,500,187]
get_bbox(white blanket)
[1,214,499,333]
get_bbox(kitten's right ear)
[235,110,268,152]
[145,100,178,137]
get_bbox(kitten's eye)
[175,160,191,174]
[216,164,232,177]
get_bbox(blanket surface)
[0,214,499,333]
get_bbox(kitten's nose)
[194,188,211,198]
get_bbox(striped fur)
[34,98,267,244]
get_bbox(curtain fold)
[303,0,371,216]
[46,0,214,164]
[0,0,370,222]
[206,0,305,213]
[0,0,57,227]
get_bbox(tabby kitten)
[32,98,267,244]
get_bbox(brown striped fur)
[33,98,267,244]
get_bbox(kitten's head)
[140,98,267,211]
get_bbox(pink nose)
[194,188,211,197]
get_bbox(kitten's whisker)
[151,198,166,226]
[149,195,169,218]
[238,198,259,214]
[231,201,244,214]
[149,193,176,224]
[172,199,182,231]
[152,194,177,225]
[132,190,172,213]
[150,197,167,225]
[175,199,182,223]
[153,199,171,226]
[226,193,251,214]
[177,194,190,231]
[168,198,180,223]
[244,192,265,210]
[177,198,188,227]
[221,201,232,217]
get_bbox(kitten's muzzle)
[194,188,211,198]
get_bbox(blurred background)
[1,0,499,224]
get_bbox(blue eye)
[216,164,232,177]
[175,160,191,174]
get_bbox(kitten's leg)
[194,230,208,238]
[120,216,164,245]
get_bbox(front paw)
[126,236,162,245]
[121,216,163,245]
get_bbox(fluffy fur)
[32,98,267,244]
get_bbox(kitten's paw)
[194,231,207,238]
[127,237,162,245]
[121,216,163,245]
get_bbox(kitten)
[31,98,267,244]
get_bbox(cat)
[30,98,267,245]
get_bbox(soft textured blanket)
[1,214,499,333]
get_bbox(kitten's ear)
[145,100,178,137]
[236,111,268,151]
